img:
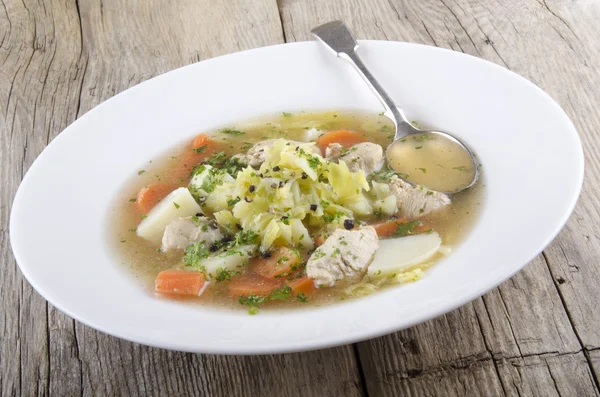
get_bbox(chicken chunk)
[325,142,384,174]
[161,216,223,251]
[242,139,321,168]
[389,175,451,218]
[307,227,379,287]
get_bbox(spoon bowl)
[312,21,479,194]
[386,128,479,194]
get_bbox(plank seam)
[352,344,370,397]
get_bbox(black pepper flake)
[290,172,295,177]
[295,146,300,151]
[259,174,264,178]
[273,166,280,172]
[208,220,218,229]
[310,204,318,211]
[195,212,204,217]
[262,251,272,258]
[271,183,278,189]
[343,219,355,230]
[244,196,252,203]
[209,244,219,252]
[279,181,284,188]
[301,172,308,179]
[235,223,242,230]
[248,185,256,193]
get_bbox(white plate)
[10,41,583,354]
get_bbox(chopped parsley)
[173,202,180,209]
[227,197,241,207]
[394,220,424,237]
[269,286,293,301]
[312,249,326,260]
[417,168,427,174]
[296,292,308,303]
[238,294,265,315]
[220,128,245,136]
[192,145,207,154]
[137,170,145,175]
[453,166,467,171]
[415,146,423,150]
[215,268,239,282]
[128,198,136,203]
[282,112,292,117]
[183,243,210,270]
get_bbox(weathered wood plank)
[0,0,87,396]
[279,0,600,394]
[496,353,600,397]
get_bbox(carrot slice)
[136,184,176,214]
[287,275,316,295]
[251,247,302,279]
[155,270,206,296]
[371,218,432,238]
[228,273,283,297]
[314,235,327,247]
[191,133,210,149]
[316,129,365,154]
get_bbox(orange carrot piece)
[191,133,210,149]
[136,184,176,214]
[316,129,365,154]
[286,275,316,295]
[155,270,206,296]
[314,235,327,247]
[228,273,283,297]
[251,247,302,279]
[371,218,431,238]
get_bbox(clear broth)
[110,110,484,311]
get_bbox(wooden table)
[2,0,599,395]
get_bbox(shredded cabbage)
[194,138,376,250]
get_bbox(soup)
[111,111,483,314]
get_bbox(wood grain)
[279,0,600,395]
[2,0,600,395]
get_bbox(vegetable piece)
[286,275,315,295]
[136,184,176,214]
[202,244,255,276]
[155,270,207,296]
[314,235,326,247]
[170,150,206,180]
[228,273,283,297]
[316,130,365,154]
[136,187,202,243]
[368,232,442,276]
[251,247,302,279]
[371,218,431,238]
[192,133,211,149]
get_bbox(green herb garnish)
[220,128,245,136]
[238,294,266,315]
[193,145,207,154]
[269,286,293,301]
[215,268,239,282]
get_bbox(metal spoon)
[311,21,479,194]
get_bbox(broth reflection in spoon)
[386,132,476,193]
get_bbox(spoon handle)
[311,21,417,139]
